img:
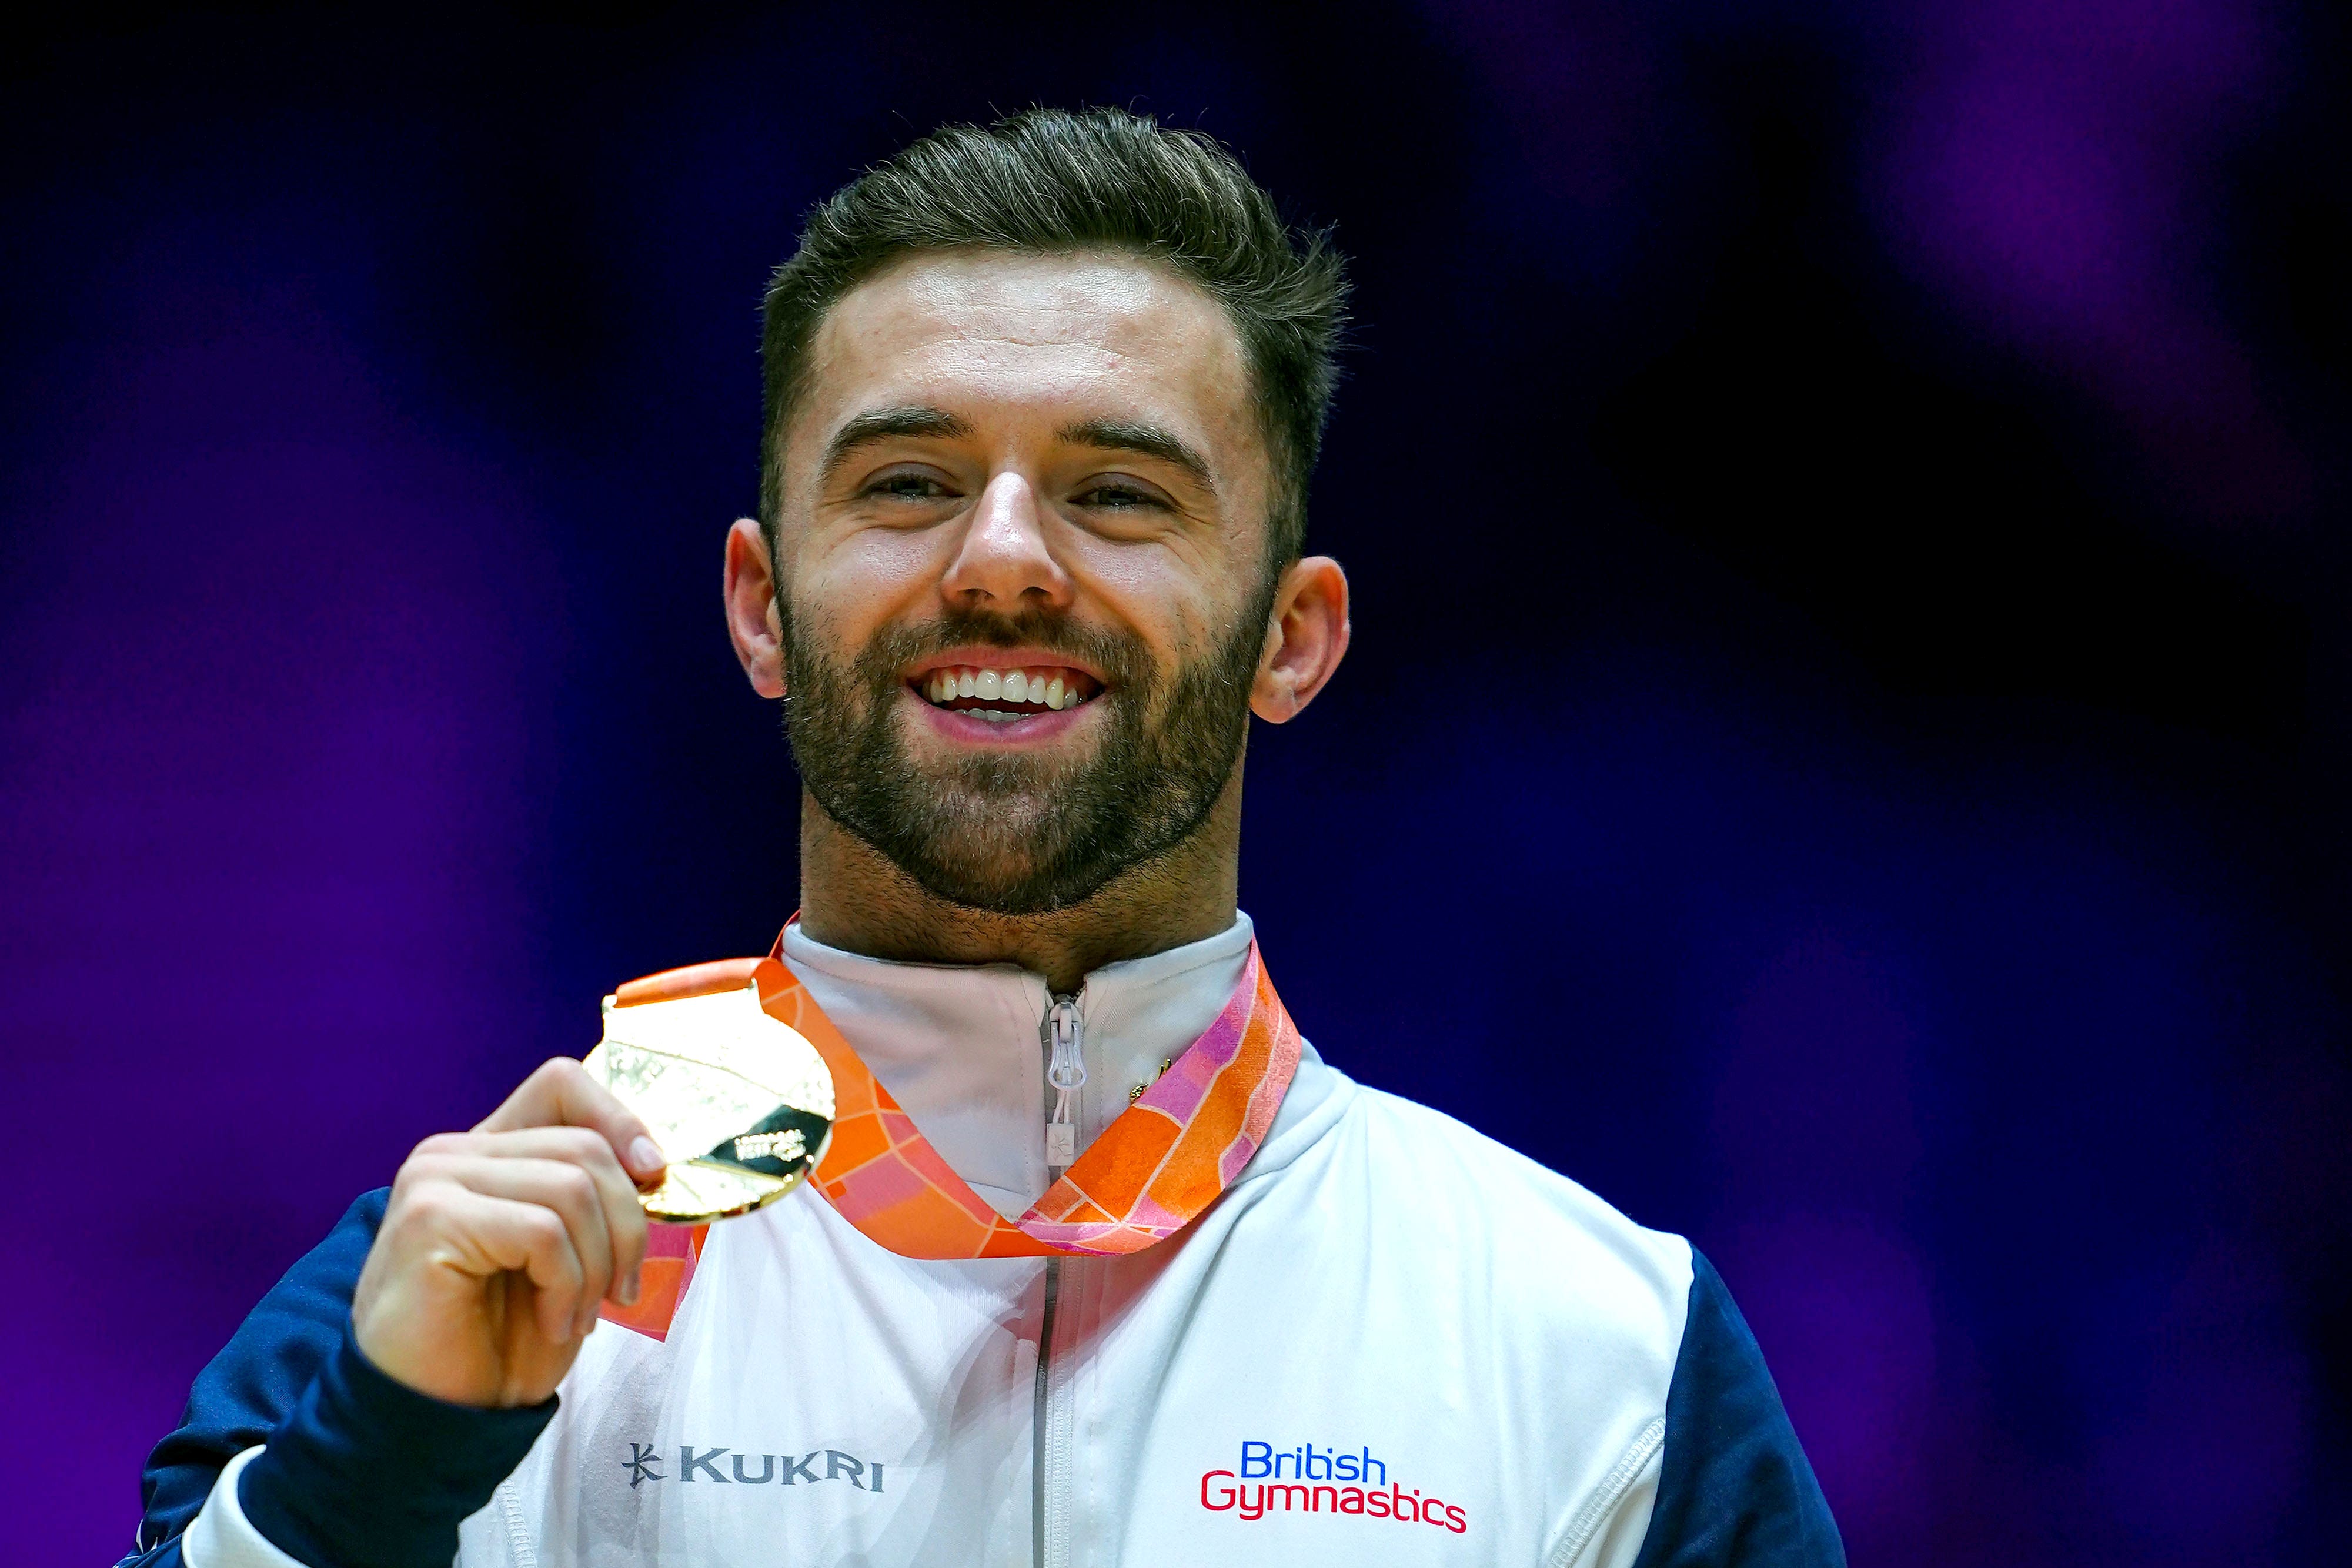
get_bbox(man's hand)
[350,1059,666,1408]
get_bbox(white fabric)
[450,914,1692,1567]
[181,1447,306,1568]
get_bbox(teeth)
[920,666,1092,711]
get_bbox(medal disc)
[583,978,836,1224]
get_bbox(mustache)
[854,607,1151,688]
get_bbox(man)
[129,109,1842,1567]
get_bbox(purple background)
[5,4,2347,1562]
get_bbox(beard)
[779,593,1270,915]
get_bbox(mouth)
[909,661,1105,726]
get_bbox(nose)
[938,471,1074,611]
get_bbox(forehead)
[792,249,1256,462]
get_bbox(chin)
[905,846,1084,915]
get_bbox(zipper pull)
[1043,992,1084,1170]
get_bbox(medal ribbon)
[607,927,1302,1269]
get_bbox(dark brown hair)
[759,107,1349,566]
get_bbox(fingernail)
[621,1268,642,1306]
[629,1136,665,1175]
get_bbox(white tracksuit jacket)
[138,915,1842,1568]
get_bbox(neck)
[795,767,1245,995]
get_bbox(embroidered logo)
[621,1443,888,1492]
[1200,1442,1467,1534]
[622,1443,663,1488]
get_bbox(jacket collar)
[779,912,1331,1220]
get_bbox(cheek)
[1060,529,1251,658]
[1074,551,1214,662]
[794,527,951,643]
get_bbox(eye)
[863,469,957,503]
[1071,479,1166,511]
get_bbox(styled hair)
[759,107,1349,567]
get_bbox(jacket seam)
[495,1474,537,1568]
[1544,1415,1666,1568]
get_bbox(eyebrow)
[817,405,1217,496]
[1056,417,1217,493]
[819,404,973,486]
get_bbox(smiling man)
[128,110,1842,1568]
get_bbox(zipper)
[1042,992,1084,1169]
[1032,1255,1064,1568]
[1034,992,1083,1568]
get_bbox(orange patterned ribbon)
[600,928,1302,1333]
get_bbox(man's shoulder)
[1311,1076,1696,1352]
[1337,1079,1691,1258]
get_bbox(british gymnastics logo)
[1199,1441,1468,1533]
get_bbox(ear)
[1250,555,1350,723]
[724,517,787,699]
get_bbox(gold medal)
[583,978,835,1225]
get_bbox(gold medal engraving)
[583,979,835,1224]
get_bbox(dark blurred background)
[4,2,2346,1562]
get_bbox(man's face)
[769,249,1279,914]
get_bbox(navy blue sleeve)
[123,1190,390,1564]
[236,1325,558,1567]
[122,1187,560,1568]
[1628,1249,1846,1568]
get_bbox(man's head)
[725,109,1352,921]
[757,108,1347,571]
